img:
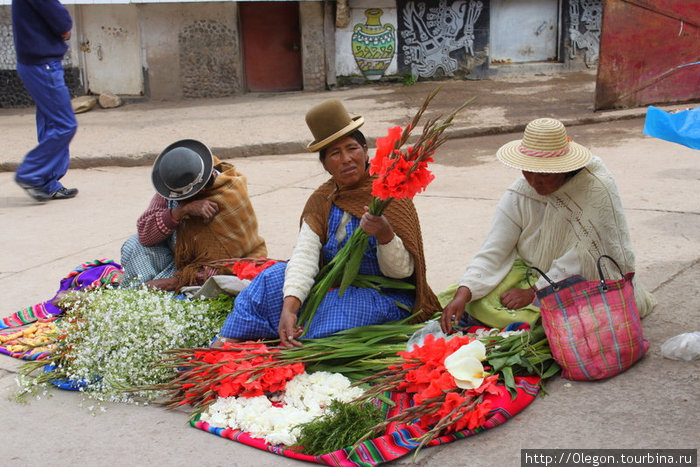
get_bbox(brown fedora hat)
[305,99,364,152]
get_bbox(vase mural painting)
[352,9,395,80]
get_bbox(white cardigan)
[458,156,655,317]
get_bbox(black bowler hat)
[151,139,214,201]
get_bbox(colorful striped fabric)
[0,320,57,360]
[191,376,540,466]
[1,259,123,330]
[0,260,123,361]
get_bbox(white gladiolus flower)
[444,340,487,389]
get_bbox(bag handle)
[596,254,624,291]
[526,254,624,292]
[525,265,557,291]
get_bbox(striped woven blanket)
[0,259,123,360]
[191,376,540,466]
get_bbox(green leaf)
[338,235,369,296]
[487,356,508,372]
[500,366,517,400]
[539,362,562,379]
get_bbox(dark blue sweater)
[12,0,73,65]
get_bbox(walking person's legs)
[15,60,78,201]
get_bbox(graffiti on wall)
[351,9,396,80]
[569,0,602,67]
[400,0,483,78]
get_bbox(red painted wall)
[595,0,700,110]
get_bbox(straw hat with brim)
[306,99,364,152]
[152,139,214,201]
[496,118,592,173]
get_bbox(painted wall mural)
[568,0,602,67]
[351,9,396,80]
[399,0,484,78]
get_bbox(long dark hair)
[319,130,367,162]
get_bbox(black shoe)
[15,180,52,202]
[51,187,79,199]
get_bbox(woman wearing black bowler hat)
[120,139,267,291]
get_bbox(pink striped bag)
[529,255,649,381]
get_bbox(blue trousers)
[16,61,77,195]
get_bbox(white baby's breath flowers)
[200,371,363,446]
[41,286,228,403]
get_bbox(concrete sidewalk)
[1,70,683,172]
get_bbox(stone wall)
[299,1,327,91]
[179,19,239,98]
[139,3,241,100]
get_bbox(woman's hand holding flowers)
[359,206,394,244]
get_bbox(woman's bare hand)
[278,297,303,347]
[173,200,219,224]
[440,286,472,334]
[499,288,535,310]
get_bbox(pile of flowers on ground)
[153,342,305,409]
[199,371,364,446]
[148,319,558,455]
[288,324,558,454]
[353,333,500,449]
[16,286,232,403]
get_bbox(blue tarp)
[643,106,700,150]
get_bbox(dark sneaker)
[51,187,79,199]
[15,180,52,202]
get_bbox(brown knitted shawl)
[300,172,439,323]
[174,158,267,289]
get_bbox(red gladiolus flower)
[371,125,403,164]
[178,343,305,401]
[231,259,278,280]
[394,333,496,435]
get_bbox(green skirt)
[438,258,541,329]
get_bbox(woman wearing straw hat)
[440,118,656,333]
[215,99,440,348]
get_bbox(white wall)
[336,0,397,78]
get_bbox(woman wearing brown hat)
[215,99,440,347]
[440,118,656,333]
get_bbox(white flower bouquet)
[17,286,232,403]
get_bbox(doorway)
[490,0,560,63]
[239,2,303,92]
[78,5,143,95]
